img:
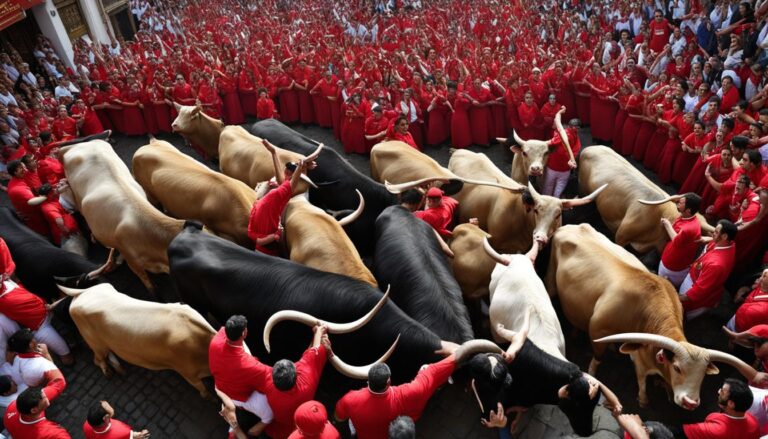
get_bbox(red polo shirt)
[7,177,50,238]
[414,196,459,237]
[83,418,133,438]
[0,238,15,276]
[735,287,768,332]
[684,242,737,311]
[208,328,269,402]
[335,357,455,439]
[547,127,581,172]
[5,370,68,439]
[661,216,702,271]
[37,157,65,186]
[0,282,48,330]
[247,180,293,255]
[683,412,759,439]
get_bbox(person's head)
[372,104,383,118]
[673,98,685,112]
[693,120,705,136]
[367,363,391,393]
[224,315,248,341]
[642,421,675,439]
[731,135,749,156]
[38,183,55,199]
[258,87,267,99]
[272,359,297,391]
[425,187,443,208]
[86,400,115,428]
[722,75,733,90]
[7,159,25,178]
[741,149,762,171]
[0,375,16,397]
[394,115,409,134]
[21,154,37,171]
[714,219,737,243]
[557,374,601,435]
[720,147,733,165]
[388,416,416,439]
[736,173,751,194]
[717,379,753,413]
[721,117,734,133]
[399,189,423,211]
[16,386,49,416]
[677,193,701,216]
[8,328,35,354]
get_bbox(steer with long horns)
[546,224,758,409]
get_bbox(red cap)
[748,325,768,339]
[294,401,328,437]
[426,187,443,198]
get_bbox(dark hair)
[400,189,423,205]
[20,155,35,168]
[272,359,297,391]
[678,80,689,92]
[38,183,53,196]
[731,135,749,150]
[0,375,12,395]
[257,87,267,95]
[7,159,22,176]
[86,401,109,427]
[718,219,738,241]
[693,120,705,131]
[394,115,408,126]
[746,149,762,165]
[39,131,52,143]
[721,118,735,130]
[558,375,600,435]
[674,98,685,111]
[368,363,391,392]
[224,315,247,341]
[447,81,457,90]
[16,386,43,415]
[8,329,34,354]
[724,378,753,412]
[682,193,701,215]
[388,416,415,439]
[645,421,675,439]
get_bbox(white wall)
[78,0,111,44]
[31,0,75,68]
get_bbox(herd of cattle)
[0,103,759,436]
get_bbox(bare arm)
[263,139,283,183]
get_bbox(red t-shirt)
[82,418,133,438]
[414,196,459,237]
[5,372,68,439]
[649,19,671,53]
[683,412,759,439]
[247,180,293,255]
[7,178,50,238]
[208,328,270,402]
[0,237,15,276]
[684,243,737,311]
[0,282,48,329]
[735,287,768,332]
[40,199,79,246]
[37,157,65,186]
[547,127,581,172]
[335,357,455,439]
[256,96,277,119]
[661,216,702,271]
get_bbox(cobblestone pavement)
[0,121,754,439]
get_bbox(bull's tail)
[56,284,88,297]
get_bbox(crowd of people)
[2,0,768,436]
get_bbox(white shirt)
[10,355,58,387]
[2,64,18,82]
[0,92,16,107]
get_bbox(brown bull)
[171,103,225,159]
[282,191,377,286]
[219,126,317,193]
[578,145,713,253]
[503,111,572,184]
[546,223,757,410]
[60,140,184,291]
[132,138,256,247]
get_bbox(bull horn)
[495,137,508,145]
[638,194,683,206]
[527,181,541,200]
[385,177,449,194]
[86,248,116,280]
[173,101,182,111]
[707,349,758,380]
[562,184,609,208]
[263,286,391,353]
[299,173,318,189]
[454,339,504,364]
[328,334,400,380]
[594,333,686,357]
[304,143,324,163]
[482,237,511,266]
[512,130,525,147]
[337,190,365,227]
[56,284,88,297]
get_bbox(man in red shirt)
[542,111,579,198]
[4,368,69,439]
[287,400,340,439]
[414,187,459,238]
[648,9,672,53]
[6,160,50,239]
[729,268,768,333]
[681,379,760,438]
[247,140,314,255]
[0,237,15,281]
[83,400,150,439]
[679,220,737,319]
[37,183,80,247]
[658,193,703,288]
[334,355,456,439]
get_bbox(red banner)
[0,0,44,32]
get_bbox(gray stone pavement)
[0,121,751,438]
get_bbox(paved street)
[0,120,754,438]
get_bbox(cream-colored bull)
[60,283,215,397]
[132,138,256,247]
[546,224,757,409]
[59,140,184,291]
[171,103,225,159]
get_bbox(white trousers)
[543,168,571,198]
[233,391,273,424]
[35,315,70,356]
[679,274,711,320]
[658,261,689,288]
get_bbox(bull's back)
[450,224,494,299]
[370,141,449,183]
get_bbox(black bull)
[374,206,473,343]
[168,224,446,385]
[249,119,397,256]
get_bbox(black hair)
[746,149,762,165]
[388,416,416,439]
[38,183,52,196]
[0,375,12,395]
[8,328,34,354]
[86,401,109,427]
[721,118,735,130]
[558,374,599,435]
[7,159,22,176]
[272,359,297,391]
[731,135,749,150]
[447,81,457,90]
[224,315,247,341]
[400,189,423,206]
[39,131,52,143]
[368,363,391,392]
[682,193,702,215]
[718,219,738,241]
[16,386,43,415]
[724,378,753,412]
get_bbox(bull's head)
[524,183,608,245]
[171,103,203,134]
[596,333,756,410]
[509,131,553,178]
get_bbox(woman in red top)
[450,82,472,149]
[673,121,711,185]
[631,92,665,162]
[571,62,592,125]
[216,64,245,125]
[398,88,423,149]
[466,78,493,146]
[70,99,104,137]
[197,72,223,120]
[387,115,418,149]
[707,172,752,223]
[169,73,196,121]
[426,84,452,147]
[619,82,645,156]
[341,93,368,155]
[539,94,562,140]
[106,82,125,134]
[516,91,541,141]
[720,76,740,114]
[488,79,507,140]
[119,82,148,136]
[504,78,525,134]
[310,71,334,129]
[51,106,78,141]
[139,83,158,136]
[657,111,694,183]
[586,64,617,143]
[256,88,278,120]
[364,105,390,152]
[238,64,257,117]
[293,58,316,125]
[681,129,729,201]
[148,82,172,133]
[644,97,684,170]
[277,64,299,124]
